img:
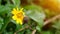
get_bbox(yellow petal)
[12,16,17,20]
[17,8,19,11]
[19,20,23,25]
[16,20,20,24]
[13,8,16,11]
[19,11,25,16]
[11,11,17,15]
[16,19,23,25]
[11,8,19,15]
[20,8,23,11]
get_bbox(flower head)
[11,8,25,25]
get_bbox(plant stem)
[0,17,10,33]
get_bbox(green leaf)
[0,5,11,15]
[0,17,3,23]
[18,31,24,34]
[42,31,51,34]
[24,5,43,11]
[5,4,15,9]
[0,16,10,33]
[16,24,22,30]
[0,0,1,5]
[25,6,45,27]
[25,29,31,34]
[12,0,20,7]
[52,20,60,29]
[4,31,14,34]
[36,26,41,32]
[55,30,60,34]
[0,17,3,30]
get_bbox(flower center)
[16,12,23,18]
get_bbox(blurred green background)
[0,0,60,34]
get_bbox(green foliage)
[12,0,20,7]
[24,5,45,27]
[24,5,45,32]
[55,30,60,34]
[42,31,51,34]
[0,0,60,34]
[0,17,3,30]
[53,20,60,29]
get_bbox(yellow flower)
[11,8,25,25]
